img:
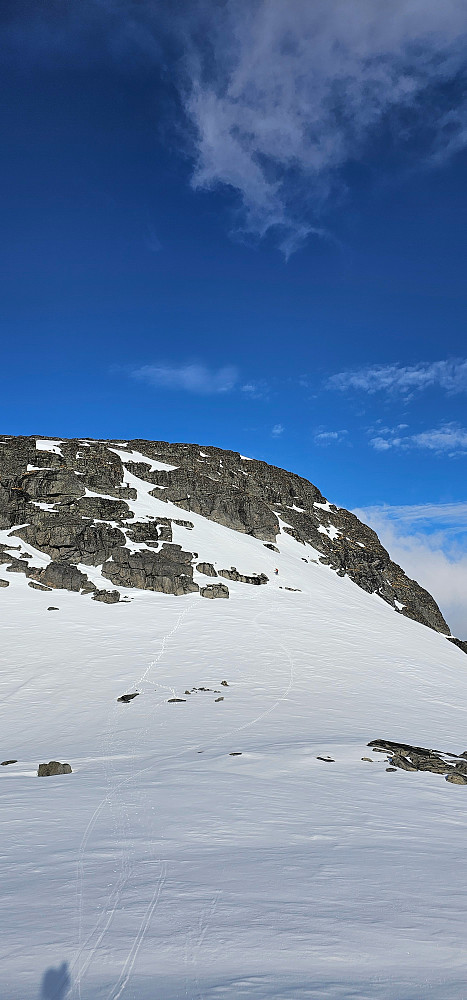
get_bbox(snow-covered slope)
[2,497,467,1000]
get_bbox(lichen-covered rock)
[218,567,268,585]
[196,562,217,577]
[101,543,198,596]
[71,496,133,521]
[200,584,229,599]
[92,589,120,604]
[16,517,126,566]
[38,761,72,776]
[127,519,172,544]
[34,561,89,592]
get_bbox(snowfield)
[2,513,467,1000]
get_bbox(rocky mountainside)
[0,434,459,643]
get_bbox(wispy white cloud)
[314,428,349,446]
[328,359,467,397]
[355,502,467,637]
[132,363,238,394]
[180,0,467,253]
[7,2,467,254]
[241,380,269,400]
[272,423,284,437]
[369,422,467,455]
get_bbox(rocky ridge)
[0,434,459,644]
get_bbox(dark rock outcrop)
[30,561,89,592]
[92,589,120,604]
[200,583,229,599]
[196,562,217,577]
[368,738,467,781]
[16,516,126,566]
[38,761,72,776]
[218,567,268,585]
[0,434,460,643]
[101,543,198,595]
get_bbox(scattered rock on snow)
[317,756,335,762]
[0,578,9,587]
[369,738,466,781]
[218,567,268,585]
[446,773,467,785]
[1,759,17,765]
[117,693,139,703]
[92,589,120,604]
[220,680,229,686]
[215,697,224,702]
[168,698,186,703]
[28,581,52,591]
[200,584,229,599]
[47,606,59,611]
[37,761,72,776]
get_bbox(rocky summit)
[0,434,456,641]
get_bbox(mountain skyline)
[1,0,466,631]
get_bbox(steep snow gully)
[1,437,467,1000]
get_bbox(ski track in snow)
[107,859,168,1000]
[73,601,193,998]
[72,591,296,1000]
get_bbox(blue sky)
[1,1,467,631]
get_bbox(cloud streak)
[5,2,467,253]
[314,428,349,446]
[132,363,238,395]
[180,0,467,253]
[370,422,467,455]
[328,359,467,397]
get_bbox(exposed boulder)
[127,518,172,544]
[34,561,89,593]
[101,543,198,596]
[19,469,85,501]
[71,496,133,521]
[92,589,120,604]
[0,578,9,587]
[17,517,126,566]
[38,761,72,776]
[200,584,229,599]
[218,567,268,585]
[368,738,467,780]
[196,562,217,577]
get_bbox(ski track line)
[73,602,192,999]
[106,859,168,1000]
[73,590,295,999]
[188,891,223,1000]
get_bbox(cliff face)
[0,434,451,635]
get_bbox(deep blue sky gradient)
[1,33,466,512]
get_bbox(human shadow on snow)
[39,961,71,1000]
